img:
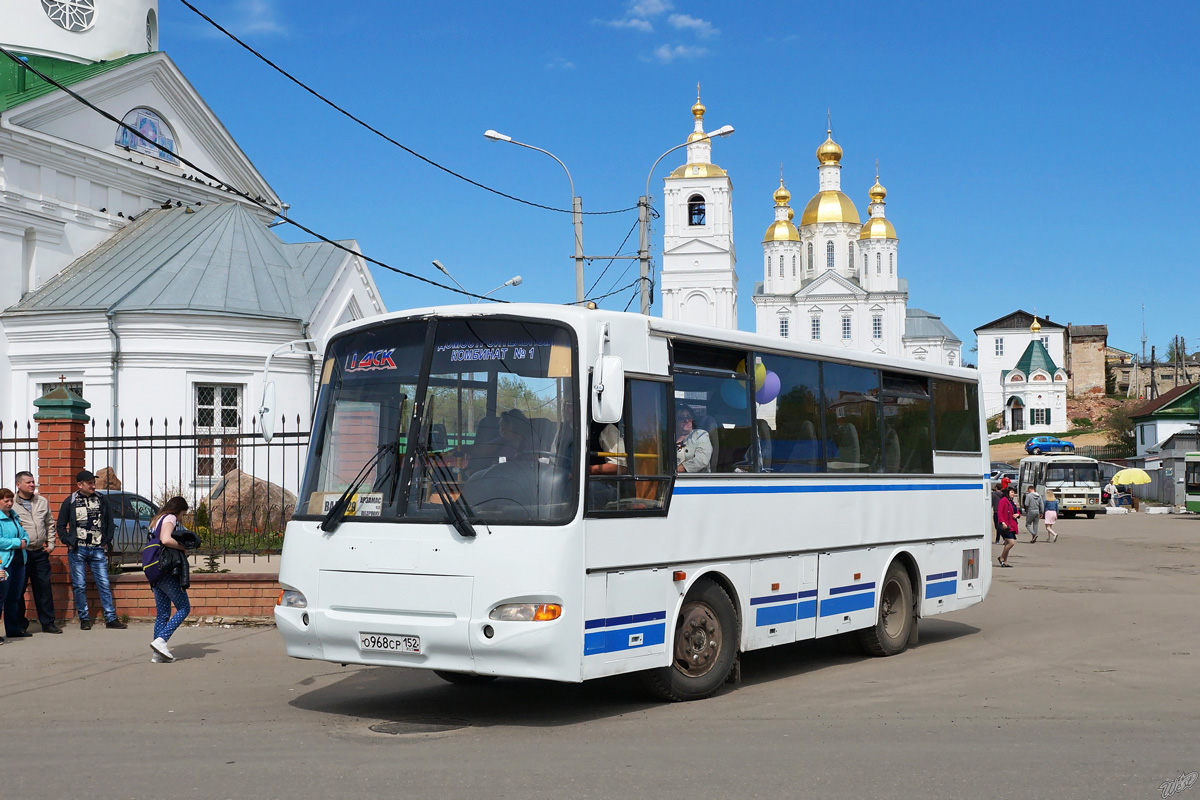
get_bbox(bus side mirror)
[259,381,277,443]
[591,356,624,424]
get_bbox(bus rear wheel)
[1086,512,1096,519]
[645,579,738,702]
[433,671,498,686]
[857,563,914,657]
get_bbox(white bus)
[1185,453,1200,513]
[1017,454,1104,518]
[275,304,990,700]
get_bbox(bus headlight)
[489,603,562,622]
[278,590,308,609]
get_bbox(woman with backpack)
[147,496,191,663]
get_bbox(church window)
[779,317,790,338]
[948,351,956,366]
[1040,336,1049,349]
[826,241,834,270]
[1031,408,1049,426]
[994,338,1004,357]
[779,255,784,276]
[842,316,852,340]
[807,242,813,272]
[792,255,797,277]
[876,252,882,274]
[848,243,853,272]
[196,384,242,478]
[872,315,882,340]
[688,195,706,226]
[889,253,894,274]
[766,255,771,277]
[41,0,96,32]
[115,108,178,165]
[811,316,821,341]
[40,381,83,399]
[863,252,868,273]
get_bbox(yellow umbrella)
[1112,468,1151,485]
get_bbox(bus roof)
[329,302,981,383]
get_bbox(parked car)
[98,490,158,560]
[990,462,1018,479]
[1024,436,1074,455]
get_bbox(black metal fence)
[1076,444,1136,461]
[2,416,310,563]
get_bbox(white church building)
[0,0,384,459]
[657,99,961,366]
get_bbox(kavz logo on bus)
[345,349,397,372]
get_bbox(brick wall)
[1069,336,1108,396]
[26,570,281,621]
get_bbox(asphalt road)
[4,512,1198,800]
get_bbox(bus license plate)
[359,632,421,654]
[1066,506,1082,511]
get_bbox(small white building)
[974,310,1067,418]
[994,319,1069,434]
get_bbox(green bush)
[987,415,1000,434]
[194,501,210,528]
[1071,417,1093,428]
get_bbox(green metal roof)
[1,51,153,112]
[1002,339,1061,380]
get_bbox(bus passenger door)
[746,554,818,649]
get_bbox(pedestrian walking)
[0,487,31,643]
[56,470,127,630]
[1023,485,1044,543]
[1104,480,1117,508]
[12,471,61,633]
[992,482,1005,544]
[997,486,1020,567]
[148,496,192,663]
[1044,489,1059,542]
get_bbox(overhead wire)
[0,45,502,303]
[176,0,637,217]
[585,217,639,296]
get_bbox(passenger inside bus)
[675,405,713,473]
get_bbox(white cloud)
[653,43,708,63]
[629,0,674,16]
[668,13,718,38]
[604,17,654,32]
[546,55,576,70]
[229,0,285,36]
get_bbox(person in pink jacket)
[996,486,1020,567]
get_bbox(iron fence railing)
[1076,444,1136,461]
[0,420,38,489]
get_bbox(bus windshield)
[1044,462,1101,485]
[299,317,577,525]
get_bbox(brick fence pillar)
[32,384,91,621]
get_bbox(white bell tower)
[659,93,737,329]
[1,0,160,64]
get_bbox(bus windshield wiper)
[321,442,395,533]
[417,445,477,538]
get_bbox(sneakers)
[80,619,92,630]
[151,637,175,662]
[42,624,63,634]
[151,652,166,663]
[106,619,128,630]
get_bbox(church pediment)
[5,53,279,212]
[663,238,733,256]
[795,270,866,299]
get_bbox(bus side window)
[671,341,757,473]
[585,378,673,516]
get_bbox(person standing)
[1043,489,1059,543]
[997,486,1020,567]
[1104,479,1118,507]
[56,470,126,630]
[1,488,31,643]
[12,472,61,634]
[992,482,1005,544]
[1023,485,1044,543]
[147,497,192,663]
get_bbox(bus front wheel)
[646,579,738,702]
[858,563,914,657]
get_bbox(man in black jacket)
[56,470,126,630]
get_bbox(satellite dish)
[259,382,277,442]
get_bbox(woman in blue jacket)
[0,487,31,644]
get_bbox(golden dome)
[668,163,728,179]
[773,181,791,206]
[816,130,843,165]
[868,177,887,203]
[687,130,710,144]
[858,217,897,240]
[692,100,706,120]
[763,219,800,243]
[787,207,795,221]
[1031,319,1042,333]
[800,191,860,226]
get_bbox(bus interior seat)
[473,415,499,445]
[832,423,860,471]
[884,426,901,472]
[528,416,556,451]
[756,419,773,469]
[697,414,719,472]
[429,422,448,452]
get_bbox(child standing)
[1044,489,1059,542]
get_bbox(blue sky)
[162,0,1200,361]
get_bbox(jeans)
[68,545,117,623]
[1025,512,1040,537]
[19,548,56,628]
[2,555,27,636]
[152,575,191,641]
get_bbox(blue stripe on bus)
[819,591,876,617]
[750,592,798,606]
[925,580,958,599]
[584,610,667,630]
[829,581,876,596]
[754,598,819,627]
[584,622,667,655]
[927,570,958,581]
[673,483,983,496]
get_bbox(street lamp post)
[638,125,734,315]
[485,130,584,304]
[479,275,522,303]
[433,259,521,303]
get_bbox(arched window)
[807,242,813,272]
[826,241,834,270]
[848,243,853,272]
[766,254,771,277]
[779,316,790,338]
[948,351,956,366]
[687,194,706,226]
[115,107,178,164]
[778,255,784,277]
[876,252,882,274]
[889,253,894,274]
[863,251,868,273]
[792,255,797,277]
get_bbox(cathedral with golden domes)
[659,99,961,365]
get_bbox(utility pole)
[637,196,651,315]
[1150,345,1158,400]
